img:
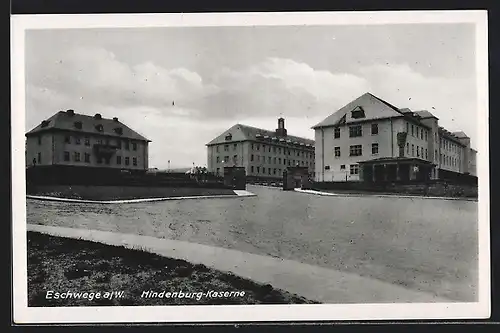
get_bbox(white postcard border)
[11,10,490,323]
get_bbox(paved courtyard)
[26,185,478,302]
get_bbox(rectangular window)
[371,123,378,135]
[257,155,260,162]
[406,142,409,155]
[64,135,71,144]
[64,151,70,161]
[133,157,137,166]
[84,136,90,146]
[233,155,237,163]
[37,136,42,145]
[412,144,415,156]
[349,125,362,137]
[279,158,282,164]
[406,122,409,133]
[340,165,346,170]
[349,145,362,156]
[273,168,276,175]
[84,153,90,163]
[435,149,438,161]
[350,164,359,175]
[268,157,271,164]
[257,166,260,173]
[74,152,80,162]
[224,144,229,151]
[37,152,41,163]
[372,143,379,155]
[268,146,271,153]
[334,127,340,139]
[216,168,220,175]
[216,156,220,163]
[250,166,254,173]
[224,156,229,163]
[75,136,81,145]
[117,156,122,165]
[132,142,137,151]
[334,146,340,157]
[425,131,428,141]
[250,154,254,161]
[216,146,219,153]
[273,157,276,164]
[233,143,237,151]
[268,168,271,175]
[257,144,260,151]
[416,146,420,157]
[425,149,428,159]
[125,157,130,165]
[124,140,130,150]
[411,125,414,136]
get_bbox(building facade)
[25,109,151,171]
[313,92,476,182]
[206,118,315,180]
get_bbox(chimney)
[66,109,75,116]
[113,117,119,122]
[275,117,287,137]
[94,113,102,119]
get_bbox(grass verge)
[28,231,318,306]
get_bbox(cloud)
[358,64,477,140]
[27,46,213,113]
[25,45,478,166]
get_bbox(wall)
[438,135,465,174]
[315,119,395,182]
[26,132,54,167]
[52,131,148,170]
[209,141,315,179]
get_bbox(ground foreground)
[27,231,317,306]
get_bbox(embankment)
[27,185,237,201]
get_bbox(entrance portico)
[359,157,435,182]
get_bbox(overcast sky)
[25,24,477,169]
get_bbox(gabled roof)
[414,110,438,119]
[451,131,469,138]
[25,110,151,142]
[206,123,314,147]
[312,92,416,129]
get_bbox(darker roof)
[25,110,151,142]
[413,110,438,119]
[238,124,315,145]
[206,123,314,147]
[312,92,432,129]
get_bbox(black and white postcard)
[11,10,490,323]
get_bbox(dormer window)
[351,106,365,119]
[95,124,104,132]
[74,121,82,129]
[40,120,50,128]
[225,133,232,141]
[114,127,123,135]
[337,114,347,125]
